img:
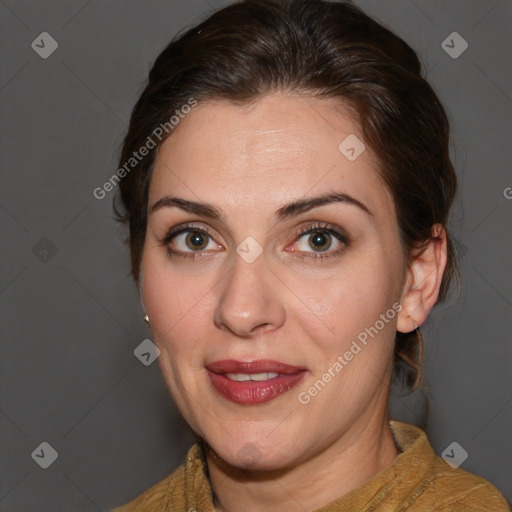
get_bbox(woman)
[111,0,509,510]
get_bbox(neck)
[206,412,399,512]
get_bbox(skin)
[140,93,447,512]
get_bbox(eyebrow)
[149,191,373,222]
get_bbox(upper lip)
[206,359,306,375]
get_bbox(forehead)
[150,93,391,217]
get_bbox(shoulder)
[389,421,510,511]
[109,469,185,512]
[109,457,188,512]
[109,443,211,512]
[423,455,510,511]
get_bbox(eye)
[289,223,349,260]
[160,222,349,261]
[161,224,222,258]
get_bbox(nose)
[213,252,286,337]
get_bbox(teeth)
[225,372,279,382]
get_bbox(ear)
[396,224,448,334]
[138,270,147,313]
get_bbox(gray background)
[1,0,511,510]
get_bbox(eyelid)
[294,222,349,242]
[160,222,222,246]
[285,222,349,260]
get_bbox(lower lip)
[207,370,307,405]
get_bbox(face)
[141,93,408,471]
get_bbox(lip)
[206,359,306,374]
[206,359,308,405]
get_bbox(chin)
[205,432,298,472]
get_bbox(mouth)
[206,359,308,405]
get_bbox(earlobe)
[397,289,423,333]
[139,274,150,324]
[397,224,448,334]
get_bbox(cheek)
[140,250,214,352]
[300,267,398,386]
[298,251,400,342]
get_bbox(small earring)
[143,314,150,327]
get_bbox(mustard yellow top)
[111,420,510,511]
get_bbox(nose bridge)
[214,250,286,337]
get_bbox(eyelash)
[159,222,349,262]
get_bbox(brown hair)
[114,0,459,390]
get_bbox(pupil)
[310,232,330,251]
[187,232,207,250]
